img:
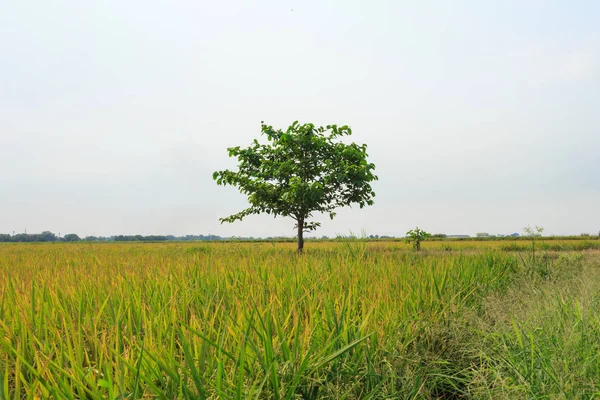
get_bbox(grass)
[468,251,600,398]
[0,242,598,398]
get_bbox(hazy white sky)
[1,1,599,238]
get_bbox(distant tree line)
[0,232,226,243]
[0,232,399,243]
[0,231,65,242]
[1,231,596,243]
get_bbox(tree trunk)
[297,217,304,253]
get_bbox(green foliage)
[0,242,517,399]
[471,252,600,398]
[405,226,431,251]
[213,121,378,251]
[520,225,549,278]
[62,233,81,242]
[2,242,599,398]
[523,225,544,237]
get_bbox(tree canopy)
[213,121,378,251]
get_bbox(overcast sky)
[1,1,599,238]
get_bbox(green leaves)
[406,227,431,251]
[213,121,378,241]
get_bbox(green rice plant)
[470,256,600,399]
[0,241,588,398]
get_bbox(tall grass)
[0,242,517,399]
[470,252,600,398]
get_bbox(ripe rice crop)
[1,242,597,398]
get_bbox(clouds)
[1,0,599,237]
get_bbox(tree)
[39,231,57,242]
[63,233,81,242]
[405,227,430,251]
[213,121,378,252]
[523,225,544,237]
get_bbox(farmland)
[1,240,600,399]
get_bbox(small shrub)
[406,227,431,251]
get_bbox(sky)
[1,0,599,238]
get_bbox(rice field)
[1,241,599,399]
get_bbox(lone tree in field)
[213,121,378,252]
[405,227,430,251]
